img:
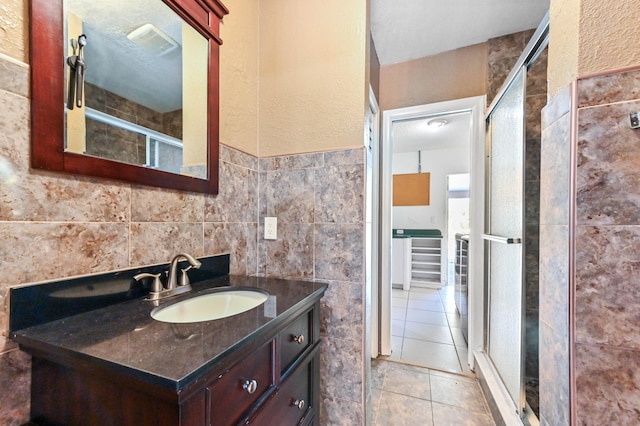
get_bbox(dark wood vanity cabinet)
[27,302,321,426]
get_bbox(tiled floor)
[371,359,495,426]
[381,284,472,375]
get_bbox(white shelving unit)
[410,237,443,288]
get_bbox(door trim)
[379,95,486,364]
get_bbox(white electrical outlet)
[264,217,277,240]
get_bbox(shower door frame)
[478,11,549,423]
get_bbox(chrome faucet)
[134,253,202,301]
[167,253,202,290]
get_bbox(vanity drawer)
[249,348,317,426]
[207,341,274,424]
[279,309,312,374]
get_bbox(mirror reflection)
[63,0,209,179]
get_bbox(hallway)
[371,282,496,425]
[384,284,471,375]
[371,359,495,425]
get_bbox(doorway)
[377,96,486,373]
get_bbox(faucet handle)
[179,266,193,287]
[134,272,163,293]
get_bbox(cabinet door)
[279,309,312,375]
[207,342,274,425]
[249,350,317,425]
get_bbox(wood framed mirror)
[30,0,228,195]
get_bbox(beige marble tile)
[130,222,203,266]
[371,358,391,390]
[539,322,570,426]
[205,160,257,223]
[540,113,571,226]
[0,349,30,425]
[0,57,28,97]
[0,87,31,173]
[314,223,363,282]
[2,173,132,222]
[1,222,129,286]
[204,222,250,275]
[575,226,640,349]
[575,343,640,425]
[0,287,16,353]
[264,168,315,223]
[259,152,324,171]
[260,222,314,279]
[542,85,571,129]
[382,364,431,400]
[375,391,433,426]
[320,280,363,341]
[220,144,259,170]
[576,100,640,225]
[578,67,640,108]
[432,401,496,426]
[539,224,569,334]
[314,164,365,224]
[320,394,364,426]
[430,373,489,414]
[321,337,363,404]
[131,186,204,222]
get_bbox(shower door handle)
[481,234,522,244]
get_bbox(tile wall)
[573,68,640,424]
[0,53,366,424]
[539,85,572,426]
[540,66,640,425]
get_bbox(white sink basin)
[151,289,269,323]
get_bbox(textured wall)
[548,0,580,96]
[219,0,260,157]
[258,0,368,157]
[578,0,640,77]
[0,0,27,63]
[379,43,487,112]
[549,0,640,96]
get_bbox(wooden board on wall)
[393,173,430,206]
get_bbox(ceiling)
[392,112,472,154]
[67,0,185,113]
[371,0,549,65]
[374,0,549,154]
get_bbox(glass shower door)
[483,66,526,415]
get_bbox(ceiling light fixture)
[427,118,448,129]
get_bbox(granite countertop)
[12,275,326,391]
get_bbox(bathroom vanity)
[11,256,326,425]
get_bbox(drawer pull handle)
[243,379,258,394]
[292,334,305,345]
[292,399,305,410]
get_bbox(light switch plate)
[264,217,277,240]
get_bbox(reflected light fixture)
[127,23,179,55]
[427,118,448,129]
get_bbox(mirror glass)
[63,0,209,180]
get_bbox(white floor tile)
[400,338,461,373]
[392,297,409,308]
[392,320,405,337]
[407,299,445,312]
[407,309,449,327]
[392,288,410,299]
[406,308,448,325]
[404,322,454,345]
[392,307,407,321]
[450,327,467,347]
